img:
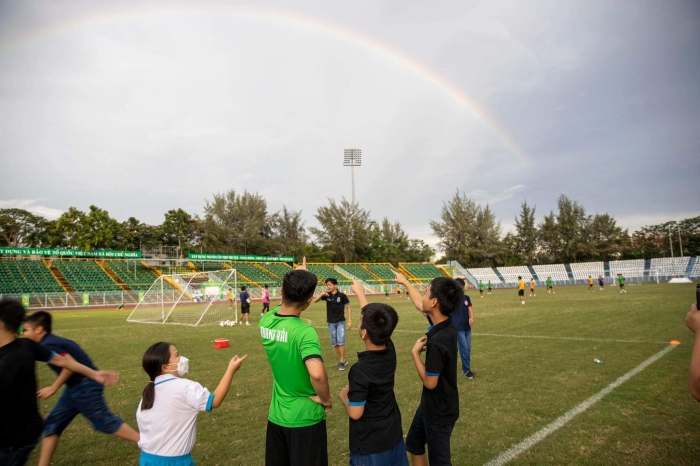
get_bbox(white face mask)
[168,356,189,377]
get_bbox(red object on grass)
[214,338,229,349]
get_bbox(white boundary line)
[471,332,668,345]
[482,344,678,466]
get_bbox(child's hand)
[350,280,364,296]
[37,387,56,399]
[296,257,308,271]
[338,385,349,402]
[392,271,408,285]
[229,354,248,372]
[686,304,700,333]
[412,336,428,355]
[95,370,120,386]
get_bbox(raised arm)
[211,355,247,409]
[393,271,424,312]
[350,280,369,308]
[48,353,119,386]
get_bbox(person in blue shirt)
[453,278,475,378]
[240,286,251,326]
[22,311,139,466]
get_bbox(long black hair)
[141,342,172,410]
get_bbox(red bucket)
[214,338,229,349]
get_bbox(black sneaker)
[465,371,475,379]
[339,361,348,371]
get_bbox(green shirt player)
[546,277,554,294]
[618,274,627,294]
[487,280,492,295]
[259,258,331,466]
[478,280,484,298]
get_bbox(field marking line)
[482,344,678,466]
[471,333,668,345]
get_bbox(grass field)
[27,283,700,465]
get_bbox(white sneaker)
[246,322,250,326]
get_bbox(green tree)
[310,198,372,263]
[536,211,559,263]
[429,190,479,266]
[514,201,537,264]
[0,209,46,247]
[162,209,198,256]
[588,213,628,261]
[270,206,307,259]
[202,190,271,254]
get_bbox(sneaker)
[465,371,475,379]
[246,322,250,326]
[261,313,264,317]
[339,360,348,371]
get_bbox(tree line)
[0,190,697,266]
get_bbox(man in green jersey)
[547,277,554,294]
[260,258,332,466]
[487,280,492,295]
[618,274,627,293]
[478,280,484,298]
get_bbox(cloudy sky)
[1,0,698,248]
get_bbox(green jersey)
[260,309,326,428]
[479,282,483,290]
[546,279,552,286]
[487,281,491,288]
[618,275,625,285]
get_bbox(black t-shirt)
[347,339,403,454]
[421,318,459,425]
[321,291,349,323]
[0,338,53,449]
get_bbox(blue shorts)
[328,322,346,346]
[140,452,195,466]
[43,378,123,437]
[350,438,409,466]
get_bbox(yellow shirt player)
[227,289,234,309]
[588,276,594,292]
[529,279,536,297]
[517,276,525,305]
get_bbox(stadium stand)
[466,267,501,285]
[259,262,294,280]
[400,263,445,283]
[306,264,352,285]
[570,261,604,280]
[532,264,569,283]
[364,263,397,282]
[650,257,691,278]
[0,258,63,294]
[337,264,381,284]
[609,259,645,278]
[497,266,533,284]
[231,263,282,287]
[55,260,122,292]
[690,258,700,278]
[107,261,159,290]
[159,265,194,275]
[194,261,229,272]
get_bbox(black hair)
[324,277,338,285]
[361,303,398,346]
[428,277,464,316]
[264,284,268,289]
[141,342,172,410]
[281,269,318,307]
[518,276,522,279]
[455,278,466,287]
[0,298,25,334]
[241,286,247,291]
[23,310,52,334]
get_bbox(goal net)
[127,269,238,326]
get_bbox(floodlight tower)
[343,148,362,204]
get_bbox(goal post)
[127,269,238,326]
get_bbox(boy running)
[618,274,627,293]
[529,278,536,297]
[261,284,271,316]
[518,276,525,305]
[393,271,463,466]
[340,281,407,466]
[22,311,139,466]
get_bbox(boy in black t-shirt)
[393,272,463,466]
[339,281,408,466]
[312,278,353,370]
[0,299,118,466]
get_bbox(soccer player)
[228,288,234,309]
[453,278,475,378]
[518,276,526,305]
[0,299,119,466]
[137,342,246,465]
[618,274,627,293]
[392,271,463,466]
[240,286,251,326]
[529,278,536,297]
[588,276,594,292]
[478,280,484,298]
[312,278,352,371]
[547,276,554,294]
[22,311,139,466]
[598,275,605,291]
[340,281,407,466]
[261,284,271,316]
[487,280,492,295]
[260,258,332,466]
[384,286,390,300]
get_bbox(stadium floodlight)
[343,148,362,204]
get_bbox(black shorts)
[262,302,270,309]
[405,407,454,465]
[241,304,250,314]
[518,289,524,296]
[620,284,625,288]
[266,420,328,466]
[487,288,491,291]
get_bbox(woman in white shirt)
[136,342,246,466]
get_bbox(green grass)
[29,283,700,465]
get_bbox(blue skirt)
[140,451,195,466]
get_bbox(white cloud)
[0,199,64,220]
[467,185,527,205]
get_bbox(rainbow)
[0,5,528,165]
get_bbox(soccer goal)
[127,269,238,326]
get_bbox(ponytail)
[141,342,172,410]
